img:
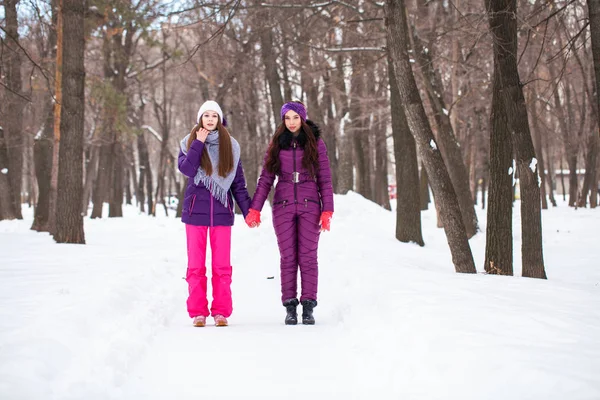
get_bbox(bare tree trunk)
[559,90,579,206]
[545,138,558,207]
[129,153,137,207]
[47,0,63,232]
[349,54,372,200]
[388,52,424,245]
[588,0,600,207]
[337,134,354,194]
[481,177,487,210]
[137,134,148,213]
[91,140,111,218]
[410,26,479,238]
[152,29,172,217]
[32,106,54,229]
[141,134,154,215]
[484,70,513,275]
[25,136,36,208]
[2,0,25,220]
[559,151,567,202]
[109,142,124,217]
[375,108,391,210]
[54,0,85,244]
[258,6,284,125]
[450,0,461,135]
[241,72,261,198]
[529,89,548,209]
[90,31,113,219]
[590,155,599,208]
[32,0,58,231]
[322,78,340,192]
[385,0,476,274]
[487,0,546,279]
[468,130,477,204]
[578,135,599,207]
[0,128,17,219]
[82,145,98,215]
[125,165,132,205]
[419,163,430,211]
[328,53,351,193]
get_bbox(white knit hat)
[197,100,223,124]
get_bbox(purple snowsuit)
[250,121,334,303]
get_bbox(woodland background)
[1,0,599,278]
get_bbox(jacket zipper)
[293,141,297,204]
[210,195,214,226]
[189,194,197,216]
[304,198,320,208]
[273,200,288,208]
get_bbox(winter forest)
[3,0,599,275]
[2,0,600,398]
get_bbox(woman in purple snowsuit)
[245,101,334,325]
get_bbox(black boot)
[283,298,299,325]
[301,299,317,325]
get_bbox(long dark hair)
[265,120,319,177]
[186,118,233,177]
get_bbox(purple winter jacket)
[250,120,334,214]
[178,139,251,226]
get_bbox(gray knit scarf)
[180,131,240,207]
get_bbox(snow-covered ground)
[1,193,598,400]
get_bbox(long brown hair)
[186,118,233,177]
[265,120,319,177]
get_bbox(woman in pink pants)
[178,100,251,327]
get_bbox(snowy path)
[1,194,599,400]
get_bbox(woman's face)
[201,111,219,131]
[284,110,302,134]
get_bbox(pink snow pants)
[185,224,233,318]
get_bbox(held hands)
[245,209,261,228]
[196,127,210,142]
[319,211,333,232]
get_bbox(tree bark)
[32,106,55,229]
[54,0,85,244]
[109,142,124,217]
[544,139,557,207]
[388,52,424,246]
[32,0,58,230]
[349,54,372,200]
[330,53,352,194]
[82,145,99,215]
[588,0,600,207]
[47,0,63,233]
[552,76,579,206]
[579,135,599,207]
[0,128,17,219]
[419,163,430,211]
[374,107,391,210]
[2,0,25,220]
[385,0,476,274]
[528,88,548,209]
[484,70,513,275]
[410,26,479,238]
[258,6,284,125]
[487,0,546,279]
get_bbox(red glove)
[319,211,333,232]
[245,209,261,228]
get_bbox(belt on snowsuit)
[278,172,316,183]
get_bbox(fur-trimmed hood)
[278,120,322,150]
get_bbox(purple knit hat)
[280,102,307,121]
